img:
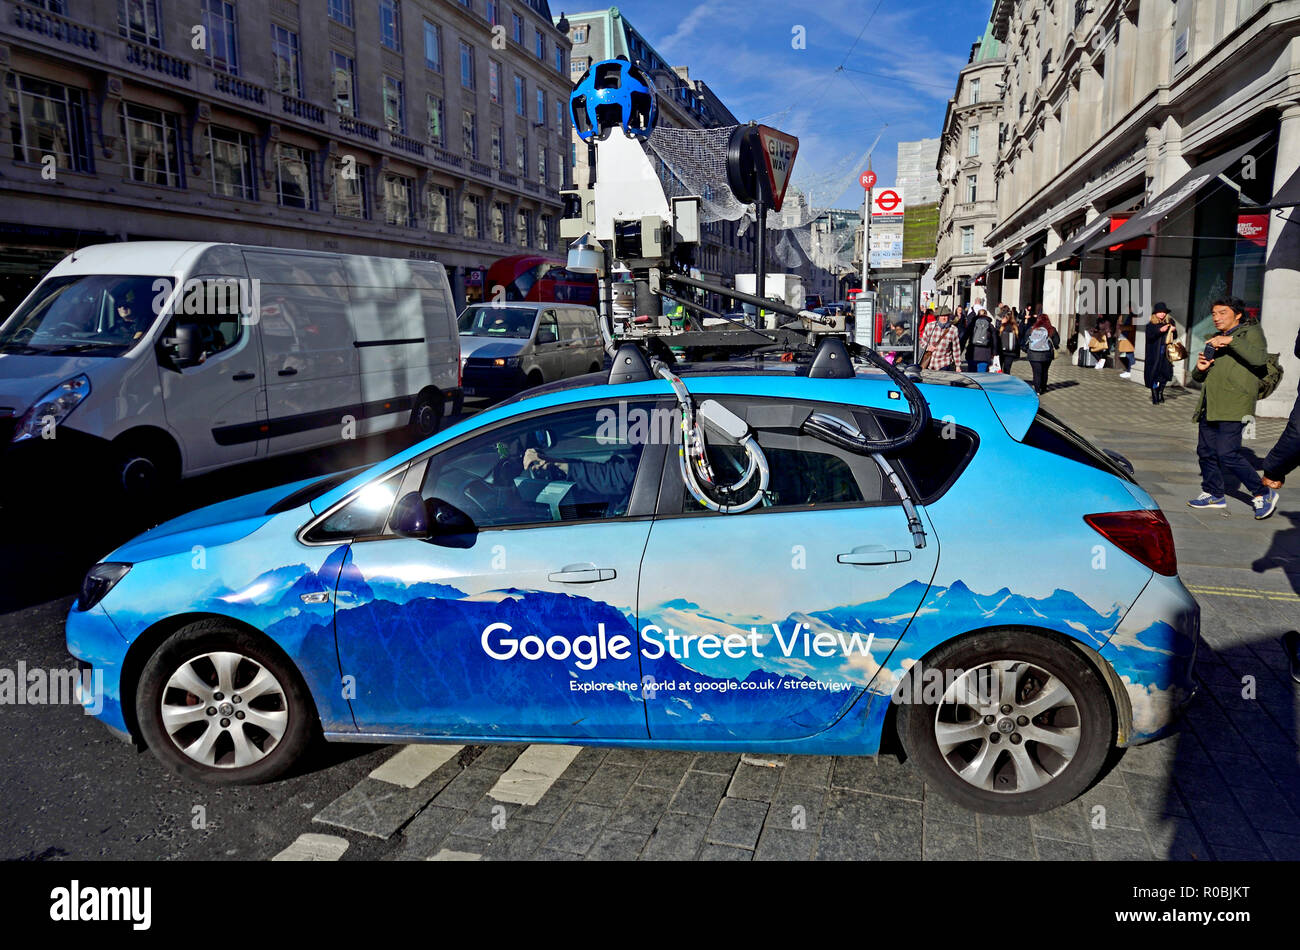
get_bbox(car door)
[533,308,563,381]
[329,398,667,738]
[636,395,941,741]
[158,274,266,470]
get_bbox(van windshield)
[458,306,537,339]
[0,274,166,356]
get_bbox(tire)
[136,620,318,785]
[111,433,178,507]
[525,370,544,390]
[409,389,442,439]
[897,630,1114,815]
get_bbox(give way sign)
[871,187,905,218]
[756,124,800,212]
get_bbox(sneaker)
[1283,631,1300,685]
[1095,359,1106,369]
[1188,493,1227,509]
[1120,372,1131,379]
[1253,488,1279,520]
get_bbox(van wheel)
[526,371,544,389]
[589,362,603,375]
[136,620,317,785]
[111,433,178,506]
[897,630,1114,815]
[409,390,442,439]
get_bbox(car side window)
[419,402,656,529]
[664,398,897,515]
[161,277,246,364]
[537,310,559,343]
[304,471,405,542]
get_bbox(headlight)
[77,562,131,612]
[491,357,522,368]
[12,374,91,442]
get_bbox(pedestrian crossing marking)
[272,833,350,861]
[487,744,583,806]
[369,744,464,788]
[428,849,482,861]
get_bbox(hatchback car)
[67,363,1197,814]
[458,302,606,401]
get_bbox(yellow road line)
[1187,585,1300,602]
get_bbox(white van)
[0,241,461,497]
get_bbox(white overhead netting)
[646,125,868,273]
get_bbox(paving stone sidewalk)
[298,358,1300,861]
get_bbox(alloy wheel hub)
[160,651,288,769]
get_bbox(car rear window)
[867,411,978,504]
[1021,408,1134,482]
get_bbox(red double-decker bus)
[484,255,599,306]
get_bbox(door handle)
[232,372,255,381]
[548,566,617,583]
[838,549,912,565]
[278,367,298,376]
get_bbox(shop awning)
[1009,237,1045,262]
[1268,164,1300,209]
[971,254,1004,284]
[1035,215,1113,268]
[1082,132,1271,252]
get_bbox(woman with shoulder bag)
[1089,318,1112,370]
[1023,315,1060,394]
[1144,303,1179,404]
[997,307,1022,378]
[1116,313,1137,378]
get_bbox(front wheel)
[897,631,1114,815]
[136,621,317,785]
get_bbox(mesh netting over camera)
[646,125,868,272]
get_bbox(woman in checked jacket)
[918,309,963,371]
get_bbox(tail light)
[1084,510,1177,576]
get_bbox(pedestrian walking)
[1023,314,1060,394]
[1144,303,1178,404]
[918,306,962,372]
[997,307,1022,378]
[964,307,997,372]
[1188,296,1279,519]
[1260,325,1300,495]
[1116,313,1137,378]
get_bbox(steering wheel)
[12,326,35,342]
[48,321,86,336]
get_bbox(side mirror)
[536,328,557,345]
[161,323,201,368]
[391,491,475,540]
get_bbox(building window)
[427,95,443,144]
[967,125,979,156]
[1018,93,1026,117]
[514,75,526,116]
[121,102,183,188]
[331,51,357,116]
[208,126,257,200]
[535,29,544,60]
[490,202,506,243]
[489,60,501,104]
[516,208,531,247]
[573,25,587,44]
[536,88,546,126]
[270,25,302,98]
[6,74,94,174]
[462,109,477,158]
[423,20,441,71]
[382,75,406,133]
[969,78,980,104]
[460,41,475,89]
[276,143,315,209]
[538,213,552,250]
[384,173,416,227]
[428,185,451,232]
[511,12,523,44]
[555,97,565,130]
[334,159,370,218]
[1040,49,1052,83]
[118,0,163,47]
[461,193,482,238]
[201,0,239,74]
[515,133,526,175]
[486,0,498,24]
[966,174,977,203]
[960,225,974,255]
[21,0,68,11]
[555,44,565,74]
[378,0,401,50]
[328,0,354,28]
[537,144,546,184]
[490,124,503,167]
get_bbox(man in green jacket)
[1188,296,1279,519]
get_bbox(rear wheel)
[409,389,442,439]
[136,620,317,785]
[898,630,1114,815]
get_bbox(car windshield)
[458,306,537,339]
[0,274,166,356]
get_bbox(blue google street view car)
[67,357,1197,815]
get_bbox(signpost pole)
[755,193,767,328]
[859,171,876,351]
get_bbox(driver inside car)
[521,446,637,498]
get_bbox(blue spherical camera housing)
[569,58,657,142]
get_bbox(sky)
[600,0,994,210]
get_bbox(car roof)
[461,301,594,312]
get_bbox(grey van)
[458,302,606,401]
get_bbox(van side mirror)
[391,491,476,540]
[536,328,557,345]
[161,323,201,368]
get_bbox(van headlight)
[77,562,131,611]
[12,374,91,442]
